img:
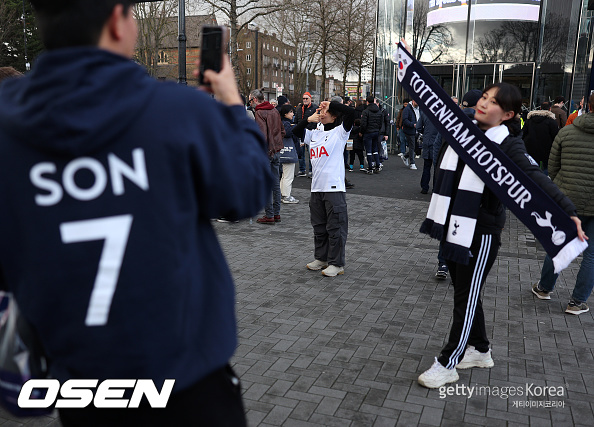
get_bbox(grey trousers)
[309,192,348,267]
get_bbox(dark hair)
[588,94,594,110]
[354,118,361,126]
[327,102,343,125]
[483,83,522,134]
[366,95,374,104]
[540,101,551,111]
[30,1,134,50]
[403,98,410,104]
[554,96,565,104]
[279,104,293,117]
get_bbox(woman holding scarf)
[418,83,586,388]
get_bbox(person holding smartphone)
[0,1,271,425]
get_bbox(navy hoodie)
[0,48,271,390]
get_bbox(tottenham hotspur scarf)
[421,124,508,264]
[396,42,587,273]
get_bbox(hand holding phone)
[198,26,224,86]
[194,26,242,106]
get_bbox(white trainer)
[321,265,344,277]
[282,196,299,204]
[456,346,494,369]
[306,260,328,271]
[410,164,418,170]
[418,358,459,388]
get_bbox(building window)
[246,42,252,49]
[247,68,251,74]
[274,70,278,77]
[284,48,287,55]
[263,81,269,88]
[267,43,270,49]
[158,51,168,64]
[246,54,252,61]
[247,81,251,87]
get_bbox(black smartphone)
[198,26,224,86]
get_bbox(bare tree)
[411,0,453,63]
[202,0,286,70]
[134,0,178,77]
[329,0,366,95]
[474,13,568,64]
[474,28,510,63]
[309,0,343,100]
[350,0,375,98]
[262,4,320,101]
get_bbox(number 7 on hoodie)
[60,215,133,326]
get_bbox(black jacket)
[360,103,383,134]
[295,102,318,131]
[350,125,364,150]
[354,104,366,121]
[522,110,558,170]
[441,134,576,236]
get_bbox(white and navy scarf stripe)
[421,125,509,264]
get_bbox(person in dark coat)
[295,92,318,177]
[348,118,365,171]
[550,96,567,128]
[360,95,384,174]
[401,99,419,169]
[354,99,366,121]
[522,102,559,175]
[376,98,391,163]
[396,99,409,157]
[416,111,439,194]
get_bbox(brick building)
[136,15,217,85]
[234,27,297,104]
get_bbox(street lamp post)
[178,0,187,85]
[22,0,29,71]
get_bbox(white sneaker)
[410,164,417,170]
[321,265,344,277]
[456,346,494,369]
[398,153,403,157]
[415,155,420,159]
[282,196,299,204]
[306,260,328,271]
[418,358,459,388]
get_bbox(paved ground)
[1,156,591,426]
[222,158,593,426]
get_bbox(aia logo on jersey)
[310,146,329,159]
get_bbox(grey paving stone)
[5,165,584,426]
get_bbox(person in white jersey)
[293,100,356,277]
